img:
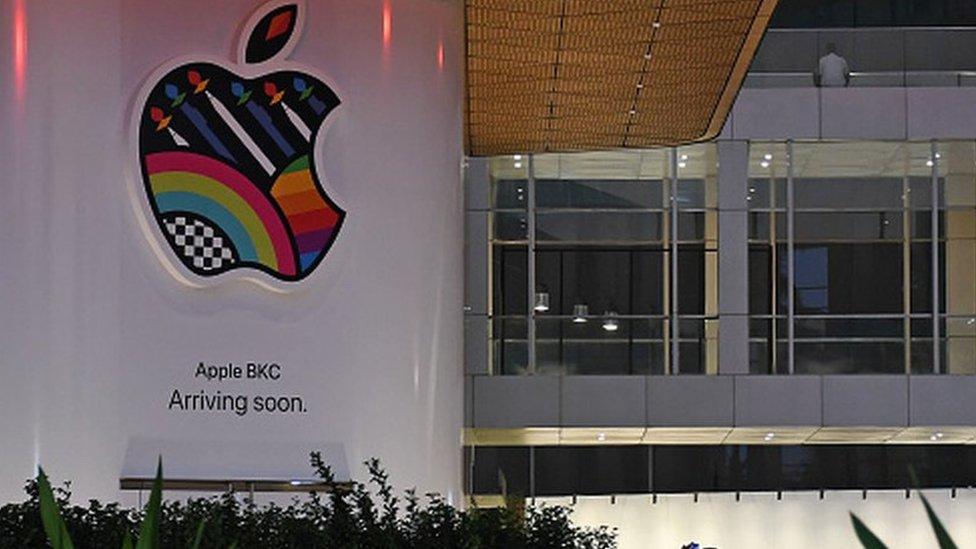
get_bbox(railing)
[744,71,976,88]
[746,27,976,88]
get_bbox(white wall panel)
[0,0,463,503]
[554,490,976,549]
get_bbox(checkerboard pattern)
[163,215,237,271]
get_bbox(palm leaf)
[135,457,164,549]
[37,467,74,549]
[909,466,959,548]
[850,513,888,549]
[190,519,207,549]
[919,493,958,549]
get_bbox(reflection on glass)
[480,141,972,376]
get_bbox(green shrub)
[0,453,616,549]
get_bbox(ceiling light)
[967,318,975,326]
[597,432,606,442]
[764,432,775,442]
[643,52,652,60]
[572,304,589,323]
[629,108,637,115]
[636,82,644,89]
[678,161,686,169]
[513,154,522,161]
[652,21,661,28]
[602,312,619,332]
[514,162,522,169]
[749,187,756,193]
[935,152,942,159]
[760,160,770,168]
[680,154,688,161]
[534,292,550,313]
[763,153,772,161]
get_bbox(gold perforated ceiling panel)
[465,0,779,156]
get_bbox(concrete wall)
[469,375,976,432]
[721,86,976,141]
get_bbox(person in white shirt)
[817,43,850,87]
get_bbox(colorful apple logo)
[131,0,344,287]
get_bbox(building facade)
[464,16,976,548]
[4,0,976,547]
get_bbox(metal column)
[670,148,680,373]
[786,140,795,374]
[931,141,941,374]
[527,154,537,374]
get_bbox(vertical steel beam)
[670,148,680,373]
[902,149,912,374]
[527,154,537,374]
[786,140,795,375]
[931,141,941,374]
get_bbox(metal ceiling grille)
[465,0,779,156]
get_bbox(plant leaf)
[919,492,959,549]
[135,457,164,549]
[123,531,134,549]
[850,513,888,549]
[37,467,70,549]
[60,522,75,549]
[190,518,207,549]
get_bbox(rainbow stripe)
[146,151,297,276]
[271,156,341,272]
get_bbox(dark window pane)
[468,447,530,495]
[493,318,527,375]
[535,249,562,314]
[633,250,665,314]
[536,179,662,209]
[535,446,649,496]
[912,242,946,313]
[536,211,662,242]
[795,341,904,374]
[493,212,527,241]
[678,247,705,314]
[556,250,631,315]
[749,245,771,315]
[492,179,527,209]
[469,445,976,496]
[792,244,902,314]
[492,245,527,315]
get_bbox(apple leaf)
[243,2,302,64]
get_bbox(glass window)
[483,146,717,375]
[473,140,971,376]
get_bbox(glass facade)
[746,27,976,89]
[473,141,976,376]
[488,147,717,375]
[770,0,976,28]
[467,445,976,497]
